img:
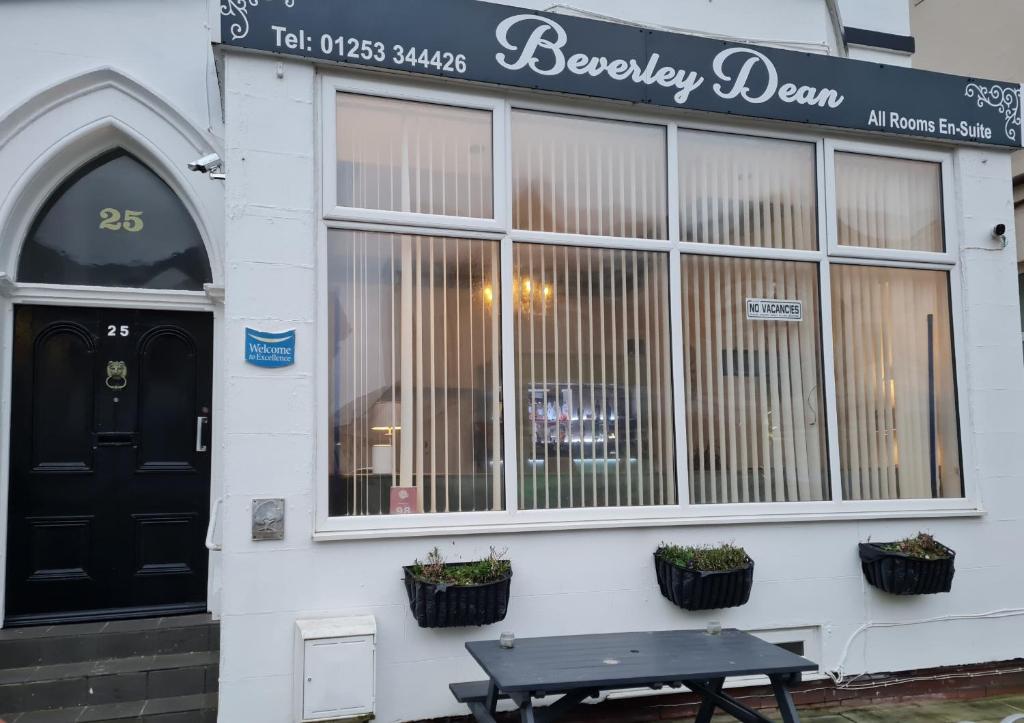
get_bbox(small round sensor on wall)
[993,223,1008,248]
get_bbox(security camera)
[993,223,1008,248]
[188,153,223,174]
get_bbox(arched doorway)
[5,150,215,625]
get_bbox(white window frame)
[822,138,975,512]
[824,139,958,265]
[320,75,508,233]
[314,71,980,540]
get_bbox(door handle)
[196,416,208,453]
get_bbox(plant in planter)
[403,547,512,628]
[654,543,754,611]
[859,532,955,595]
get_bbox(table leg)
[467,701,499,723]
[510,692,537,723]
[686,679,772,723]
[465,679,501,723]
[769,674,802,723]
[485,679,499,715]
[508,690,594,723]
[694,678,725,723]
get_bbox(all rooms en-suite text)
[869,109,993,141]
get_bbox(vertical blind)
[328,90,965,515]
[831,265,961,500]
[328,230,503,515]
[513,244,676,509]
[835,152,944,253]
[335,93,493,218]
[511,110,668,239]
[681,256,829,503]
[678,130,817,251]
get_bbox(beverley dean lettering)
[713,47,843,108]
[495,15,844,110]
[495,14,705,104]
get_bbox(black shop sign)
[219,0,1022,148]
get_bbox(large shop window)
[831,266,960,499]
[834,152,944,253]
[681,256,829,503]
[513,244,676,509]
[324,84,967,527]
[335,93,493,218]
[831,152,960,500]
[512,110,667,239]
[678,130,817,251]
[327,229,503,515]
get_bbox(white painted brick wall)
[218,47,1024,721]
[2,1,1023,722]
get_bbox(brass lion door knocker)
[106,361,128,390]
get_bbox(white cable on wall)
[827,608,1024,686]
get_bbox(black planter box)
[654,553,754,611]
[859,542,955,595]
[402,563,512,628]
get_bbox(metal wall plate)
[252,498,285,540]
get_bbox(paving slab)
[681,694,1024,723]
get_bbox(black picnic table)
[452,628,817,723]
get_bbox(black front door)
[5,305,213,625]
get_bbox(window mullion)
[819,257,845,503]
[818,137,845,504]
[498,96,517,515]
[667,123,680,245]
[667,123,689,510]
[669,244,690,509]
[500,234,520,514]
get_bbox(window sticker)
[745,298,803,322]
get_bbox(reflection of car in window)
[525,383,636,461]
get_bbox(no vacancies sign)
[746,298,803,322]
[219,0,1023,148]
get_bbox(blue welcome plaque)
[245,328,295,368]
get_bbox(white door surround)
[0,66,226,626]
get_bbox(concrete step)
[0,615,219,721]
[1,692,218,722]
[0,650,218,714]
[0,615,218,668]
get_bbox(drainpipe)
[824,0,848,57]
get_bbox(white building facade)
[0,1,1022,722]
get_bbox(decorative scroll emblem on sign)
[245,328,295,368]
[220,0,297,41]
[965,82,1022,142]
[105,361,128,390]
[746,299,803,322]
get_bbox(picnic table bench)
[451,628,817,723]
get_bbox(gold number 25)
[99,208,144,233]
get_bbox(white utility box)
[294,616,376,722]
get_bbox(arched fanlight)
[18,150,212,290]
